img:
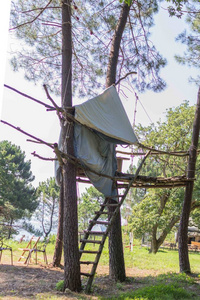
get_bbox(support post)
[178,87,200,273]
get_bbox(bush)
[55,280,64,292]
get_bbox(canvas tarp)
[74,85,138,145]
[73,86,138,197]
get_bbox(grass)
[98,240,200,274]
[101,273,199,300]
[1,238,200,299]
[4,237,200,275]
[103,284,194,300]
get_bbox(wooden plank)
[80,239,102,244]
[80,261,96,265]
[79,250,100,254]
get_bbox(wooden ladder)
[79,151,150,292]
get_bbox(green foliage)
[190,208,200,229]
[127,102,199,252]
[103,283,194,299]
[165,0,188,18]
[120,0,132,6]
[78,186,105,231]
[10,0,166,95]
[55,280,64,292]
[156,272,196,285]
[102,272,197,299]
[0,140,37,237]
[174,0,200,85]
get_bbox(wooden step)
[106,195,124,199]
[79,250,100,254]
[84,230,105,235]
[80,239,102,244]
[101,203,119,207]
[95,211,113,215]
[80,150,151,293]
[81,272,92,277]
[80,261,96,265]
[90,220,111,226]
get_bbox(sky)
[0,2,199,192]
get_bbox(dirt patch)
[0,262,159,299]
[0,262,199,299]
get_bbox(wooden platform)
[77,169,193,189]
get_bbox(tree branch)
[115,71,137,85]
[1,120,54,149]
[4,84,54,110]
[10,0,54,30]
[31,151,56,161]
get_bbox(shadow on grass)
[0,263,66,299]
[94,272,200,300]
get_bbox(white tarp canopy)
[74,85,138,145]
[73,86,138,197]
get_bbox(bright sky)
[0,2,199,190]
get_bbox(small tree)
[0,140,37,238]
[35,177,60,237]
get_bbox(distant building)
[188,226,200,244]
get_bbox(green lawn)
[4,237,200,274]
[1,238,200,299]
[99,241,200,274]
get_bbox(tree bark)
[108,205,126,281]
[52,179,64,267]
[106,2,131,282]
[106,3,131,87]
[178,87,200,273]
[150,216,180,254]
[62,0,81,291]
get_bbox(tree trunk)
[106,2,130,282]
[108,205,126,281]
[178,87,200,273]
[150,234,159,254]
[106,3,131,87]
[52,179,64,267]
[62,0,81,291]
[150,216,179,254]
[8,218,13,239]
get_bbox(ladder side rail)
[85,232,108,293]
[79,197,108,256]
[82,150,151,292]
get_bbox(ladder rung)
[80,239,102,244]
[81,272,92,277]
[106,195,123,199]
[80,261,96,265]
[84,231,105,235]
[101,203,119,207]
[95,211,113,215]
[90,220,111,226]
[79,250,100,254]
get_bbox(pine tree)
[0,140,37,238]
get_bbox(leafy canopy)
[128,102,199,246]
[0,140,37,236]
[10,0,167,96]
[175,0,200,85]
